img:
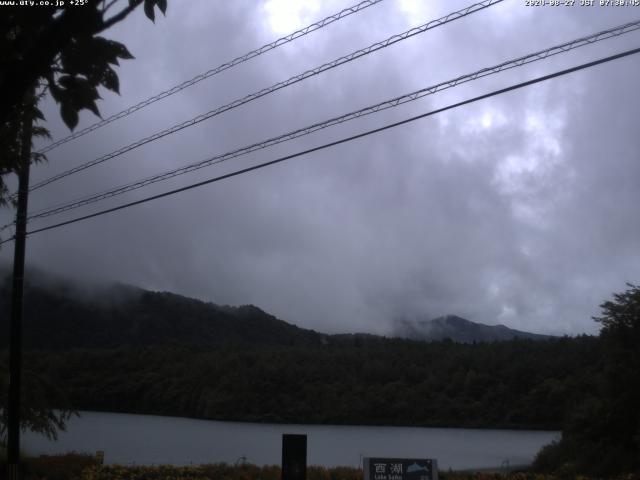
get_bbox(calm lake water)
[23,411,559,470]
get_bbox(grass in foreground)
[2,453,639,480]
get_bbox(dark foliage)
[5,336,601,431]
[0,0,167,128]
[0,0,167,206]
[0,94,50,209]
[0,357,76,442]
[534,283,640,476]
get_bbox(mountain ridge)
[0,272,325,349]
[393,314,553,343]
[1,270,554,349]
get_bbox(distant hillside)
[1,269,552,350]
[393,314,553,343]
[0,269,604,431]
[0,272,324,349]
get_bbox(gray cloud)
[2,0,639,336]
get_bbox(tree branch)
[102,0,121,16]
[100,0,143,32]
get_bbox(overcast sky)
[2,0,639,336]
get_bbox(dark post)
[281,434,307,480]
[7,98,33,480]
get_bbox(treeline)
[0,274,324,350]
[12,335,601,431]
[0,275,552,351]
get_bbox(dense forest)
[8,336,600,430]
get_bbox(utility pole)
[7,93,33,480]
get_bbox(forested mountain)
[1,271,552,348]
[393,315,553,343]
[0,273,324,349]
[0,269,602,432]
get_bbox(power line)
[3,18,637,232]
[25,0,503,194]
[20,19,640,224]
[37,0,386,155]
[1,45,636,246]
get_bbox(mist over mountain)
[393,315,553,343]
[0,269,324,349]
[0,268,606,433]
[1,268,553,348]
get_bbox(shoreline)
[71,409,562,433]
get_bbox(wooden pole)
[7,94,33,480]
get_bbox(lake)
[23,411,559,470]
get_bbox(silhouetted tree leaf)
[144,0,155,22]
[101,66,120,94]
[60,102,78,131]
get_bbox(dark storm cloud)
[2,0,639,335]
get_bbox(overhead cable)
[26,0,503,194]
[37,0,386,154]
[20,19,640,224]
[0,45,636,245]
